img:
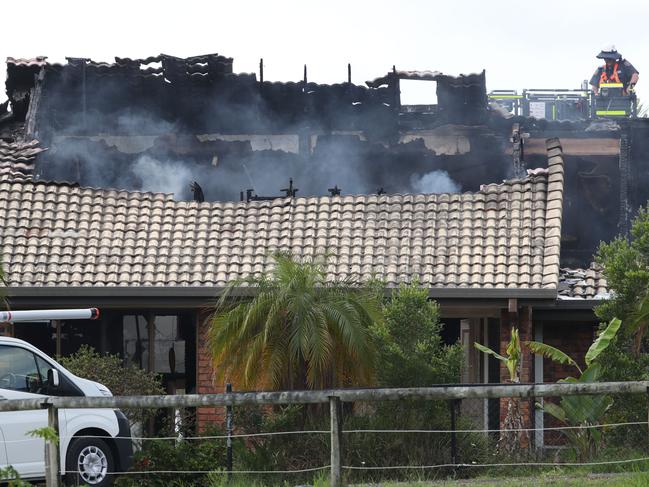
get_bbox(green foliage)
[595,207,649,442]
[475,327,520,382]
[114,424,227,487]
[0,466,31,487]
[595,207,649,332]
[60,345,164,424]
[585,317,622,366]
[527,342,581,374]
[529,319,621,461]
[372,282,463,387]
[27,426,58,444]
[209,252,382,390]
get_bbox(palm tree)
[208,253,382,391]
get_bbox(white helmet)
[597,45,621,60]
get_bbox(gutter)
[6,286,558,300]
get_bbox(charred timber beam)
[509,138,620,156]
[1,382,647,411]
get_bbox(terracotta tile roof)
[558,265,610,300]
[0,139,565,293]
[0,139,46,180]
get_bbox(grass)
[373,470,649,485]
[200,470,649,486]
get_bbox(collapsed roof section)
[2,54,489,142]
[367,69,488,126]
[558,265,609,301]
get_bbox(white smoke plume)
[410,170,461,194]
[132,155,194,197]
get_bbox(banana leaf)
[585,318,621,366]
[527,341,581,374]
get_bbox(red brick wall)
[542,322,595,383]
[196,310,225,430]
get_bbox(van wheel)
[65,437,115,486]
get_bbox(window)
[123,315,186,374]
[399,79,438,106]
[0,345,45,393]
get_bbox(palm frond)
[207,252,380,391]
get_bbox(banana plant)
[475,326,521,383]
[526,318,621,460]
[474,327,527,456]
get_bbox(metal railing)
[1,380,648,487]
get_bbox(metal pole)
[54,320,61,359]
[226,383,233,481]
[147,313,156,373]
[450,399,458,465]
[329,396,343,487]
[45,404,61,487]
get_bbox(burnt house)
[0,53,640,442]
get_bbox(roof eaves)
[6,286,558,300]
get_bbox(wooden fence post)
[329,395,343,487]
[226,383,233,482]
[646,387,649,453]
[45,403,61,487]
[450,399,459,466]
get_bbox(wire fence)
[2,381,649,487]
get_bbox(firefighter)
[590,45,639,96]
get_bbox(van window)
[0,345,43,393]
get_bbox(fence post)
[329,395,343,487]
[449,399,459,466]
[44,403,61,487]
[646,386,649,453]
[226,383,233,482]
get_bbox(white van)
[0,337,133,486]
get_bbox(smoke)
[410,170,461,194]
[32,61,511,202]
[131,155,193,196]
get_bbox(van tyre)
[65,437,115,486]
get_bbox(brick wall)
[196,310,225,430]
[543,322,595,383]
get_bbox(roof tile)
[0,140,566,291]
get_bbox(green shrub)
[59,345,164,425]
[114,423,228,487]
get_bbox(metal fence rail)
[2,380,648,487]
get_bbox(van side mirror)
[47,369,60,388]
